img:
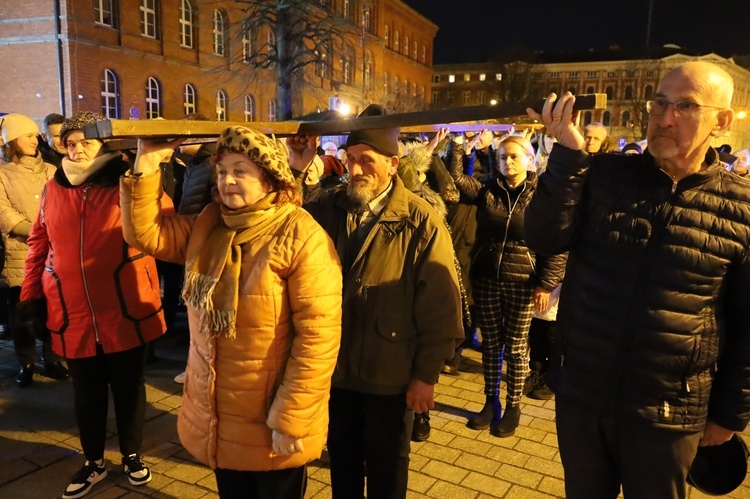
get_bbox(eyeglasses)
[646,97,725,118]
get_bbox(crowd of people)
[0,59,749,499]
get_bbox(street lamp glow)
[737,110,747,120]
[490,99,497,105]
[338,103,351,115]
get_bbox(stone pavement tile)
[541,433,558,448]
[409,452,430,471]
[727,484,750,498]
[151,479,213,499]
[24,442,78,468]
[407,470,438,493]
[457,390,487,405]
[538,475,566,497]
[476,431,519,449]
[196,473,218,492]
[441,420,486,439]
[453,453,501,475]
[423,427,455,446]
[514,439,558,460]
[309,485,333,498]
[463,400,485,414]
[523,403,556,421]
[426,479,479,498]
[528,418,556,433]
[414,442,462,464]
[524,455,565,479]
[163,460,214,483]
[449,435,494,456]
[308,463,331,484]
[494,463,543,489]
[460,471,511,496]
[513,425,548,443]
[485,446,531,468]
[434,393,471,411]
[505,484,556,498]
[420,460,469,484]
[0,458,38,487]
[146,441,186,462]
[426,413,451,430]
[306,478,327,497]
[434,383,462,397]
[91,485,138,498]
[450,379,485,393]
[435,405,473,423]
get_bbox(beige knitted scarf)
[182,193,295,338]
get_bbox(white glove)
[272,430,305,456]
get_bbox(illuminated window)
[146,76,161,119]
[495,73,502,81]
[100,69,119,119]
[216,89,227,121]
[479,74,486,81]
[140,0,157,39]
[448,74,455,83]
[179,0,194,48]
[464,74,470,82]
[183,83,196,115]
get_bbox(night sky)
[402,0,750,64]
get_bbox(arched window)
[621,110,631,126]
[404,36,409,56]
[184,83,196,115]
[413,41,418,60]
[146,76,161,119]
[244,95,254,121]
[179,0,193,48]
[384,72,389,93]
[602,111,611,126]
[394,31,399,52]
[269,99,277,121]
[583,111,592,126]
[343,47,353,85]
[421,45,426,64]
[586,86,595,94]
[606,86,614,100]
[216,89,227,121]
[644,84,654,100]
[384,25,389,49]
[343,0,349,19]
[100,69,120,119]
[624,85,633,100]
[363,52,373,90]
[243,29,253,62]
[394,76,400,96]
[213,10,227,56]
[568,86,576,95]
[140,0,158,39]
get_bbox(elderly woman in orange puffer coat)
[120,126,342,499]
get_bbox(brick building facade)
[0,0,437,124]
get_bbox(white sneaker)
[62,459,107,498]
[174,371,186,384]
[122,454,152,486]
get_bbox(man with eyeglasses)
[524,61,749,498]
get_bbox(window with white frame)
[140,0,157,39]
[315,48,328,78]
[394,31,399,52]
[413,41,418,60]
[404,36,409,56]
[448,74,455,83]
[446,91,454,105]
[587,71,597,78]
[179,0,193,48]
[213,10,226,56]
[384,25,389,49]
[243,29,252,62]
[146,77,161,119]
[568,71,579,78]
[183,83,196,115]
[364,60,372,90]
[478,91,486,104]
[479,73,486,82]
[268,29,276,65]
[244,95,254,121]
[495,73,502,81]
[432,90,440,104]
[100,69,119,118]
[384,72,389,93]
[94,0,114,26]
[463,90,471,105]
[343,0,349,19]
[216,89,227,121]
[269,100,277,121]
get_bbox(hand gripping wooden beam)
[83,94,606,147]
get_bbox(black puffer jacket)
[525,145,750,433]
[449,145,566,290]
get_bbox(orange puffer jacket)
[21,161,168,359]
[120,171,342,471]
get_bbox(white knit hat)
[0,114,39,144]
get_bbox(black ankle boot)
[490,404,520,438]
[467,395,501,430]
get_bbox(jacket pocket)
[42,266,68,334]
[359,313,418,387]
[114,257,163,321]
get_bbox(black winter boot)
[467,395,501,430]
[490,404,521,438]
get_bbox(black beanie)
[345,104,400,157]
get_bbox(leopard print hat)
[217,126,295,186]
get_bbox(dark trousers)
[67,344,147,460]
[214,466,307,499]
[556,395,701,499]
[9,286,58,366]
[157,260,184,333]
[327,388,412,499]
[528,317,555,372]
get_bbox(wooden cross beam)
[83,94,606,144]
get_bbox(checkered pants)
[473,276,535,407]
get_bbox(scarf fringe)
[183,270,236,339]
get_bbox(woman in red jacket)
[19,111,168,499]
